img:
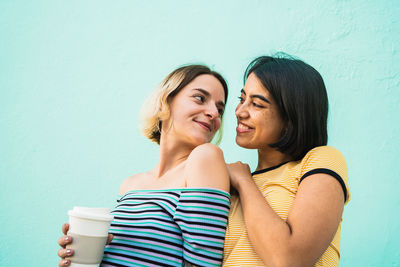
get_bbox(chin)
[236,136,262,149]
[236,137,250,148]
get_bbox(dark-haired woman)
[223,55,350,266]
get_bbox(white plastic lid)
[68,207,113,222]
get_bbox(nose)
[205,103,220,119]
[235,102,249,119]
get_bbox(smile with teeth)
[237,122,253,133]
[238,123,251,130]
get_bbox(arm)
[228,162,344,267]
[185,143,230,192]
[180,143,230,266]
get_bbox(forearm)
[228,158,345,267]
[236,178,302,267]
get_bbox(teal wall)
[1,1,399,266]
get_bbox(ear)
[160,116,174,135]
[157,120,162,133]
[279,121,290,140]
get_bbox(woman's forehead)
[244,73,269,95]
[183,75,225,99]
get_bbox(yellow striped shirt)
[223,146,350,266]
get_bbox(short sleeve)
[299,146,350,204]
[174,190,230,267]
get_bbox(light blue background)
[1,1,399,266]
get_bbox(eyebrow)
[194,88,225,108]
[241,88,271,104]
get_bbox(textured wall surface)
[1,0,399,266]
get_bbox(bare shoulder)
[119,172,149,195]
[185,143,229,192]
[187,143,224,162]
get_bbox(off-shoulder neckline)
[119,187,230,198]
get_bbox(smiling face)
[235,72,286,150]
[162,74,226,148]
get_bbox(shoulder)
[299,146,350,203]
[187,143,224,162]
[304,146,346,161]
[185,143,229,192]
[119,172,149,195]
[186,143,226,177]
[300,146,347,172]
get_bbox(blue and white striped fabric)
[101,188,230,267]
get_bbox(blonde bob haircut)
[140,64,228,145]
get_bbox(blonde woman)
[58,65,230,267]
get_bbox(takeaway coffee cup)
[66,207,114,267]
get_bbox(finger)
[106,234,114,245]
[58,235,73,247]
[58,259,70,267]
[62,223,70,235]
[58,248,74,258]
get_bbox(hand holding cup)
[57,207,114,267]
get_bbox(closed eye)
[252,102,264,108]
[238,95,264,108]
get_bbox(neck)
[155,135,195,178]
[256,147,292,171]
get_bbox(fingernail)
[64,260,69,265]
[65,236,69,241]
[67,249,71,255]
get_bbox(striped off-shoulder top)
[101,188,230,267]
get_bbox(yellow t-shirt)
[223,146,350,267]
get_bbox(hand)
[227,161,252,190]
[57,223,113,267]
[57,223,73,267]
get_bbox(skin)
[227,73,345,267]
[58,74,229,266]
[235,73,291,168]
[58,71,344,266]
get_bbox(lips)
[195,120,212,131]
[236,122,253,133]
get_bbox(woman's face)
[163,74,226,147]
[235,72,285,150]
